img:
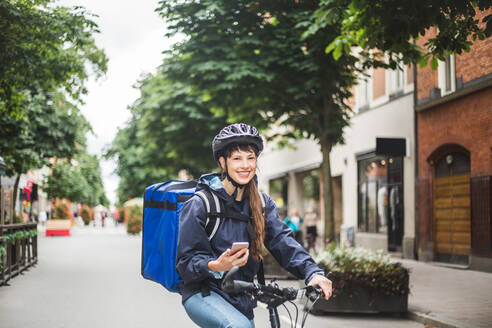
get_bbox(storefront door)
[433,152,471,264]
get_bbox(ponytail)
[245,179,265,261]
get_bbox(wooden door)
[434,174,471,259]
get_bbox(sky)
[57,0,175,206]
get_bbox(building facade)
[258,62,417,258]
[415,18,492,270]
[259,11,491,269]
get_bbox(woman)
[177,123,332,327]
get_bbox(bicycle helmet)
[212,123,264,162]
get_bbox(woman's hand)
[208,248,249,272]
[307,274,333,300]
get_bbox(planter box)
[46,220,71,237]
[308,287,408,314]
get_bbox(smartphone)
[230,242,249,254]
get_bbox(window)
[357,154,404,236]
[372,67,386,100]
[355,74,370,111]
[357,155,388,233]
[438,54,456,95]
[388,66,404,95]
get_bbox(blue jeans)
[183,291,255,328]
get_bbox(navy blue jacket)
[176,173,323,320]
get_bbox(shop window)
[358,155,403,240]
[269,176,288,218]
[358,155,388,233]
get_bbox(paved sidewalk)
[400,259,492,328]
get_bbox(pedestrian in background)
[304,207,318,252]
[38,210,47,227]
[284,208,303,244]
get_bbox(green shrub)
[54,201,71,220]
[117,207,125,223]
[0,229,37,268]
[126,205,142,234]
[0,245,5,269]
[80,205,92,225]
[313,244,409,299]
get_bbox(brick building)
[416,12,492,270]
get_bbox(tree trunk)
[320,141,335,244]
[12,174,20,221]
[318,92,336,245]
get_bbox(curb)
[407,308,482,328]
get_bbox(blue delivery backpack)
[141,180,253,293]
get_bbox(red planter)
[45,229,71,237]
[45,220,71,237]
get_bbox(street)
[0,224,423,328]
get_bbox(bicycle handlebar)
[222,266,322,303]
[222,266,325,328]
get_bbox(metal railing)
[0,222,38,285]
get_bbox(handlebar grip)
[222,266,256,294]
[222,280,256,294]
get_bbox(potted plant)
[307,244,409,314]
[46,199,72,236]
[125,205,142,235]
[80,205,92,226]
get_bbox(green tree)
[1,91,92,210]
[136,71,228,177]
[158,0,359,242]
[0,0,107,116]
[105,111,168,206]
[78,153,109,207]
[42,161,88,204]
[106,71,228,205]
[1,92,91,176]
[307,0,492,69]
[42,151,108,207]
[0,0,107,209]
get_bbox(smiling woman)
[174,123,333,328]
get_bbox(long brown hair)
[220,144,265,261]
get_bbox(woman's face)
[221,149,257,185]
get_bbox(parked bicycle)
[222,266,330,328]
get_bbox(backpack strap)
[259,191,266,217]
[195,189,222,240]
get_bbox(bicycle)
[222,266,330,328]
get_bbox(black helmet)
[212,123,264,162]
